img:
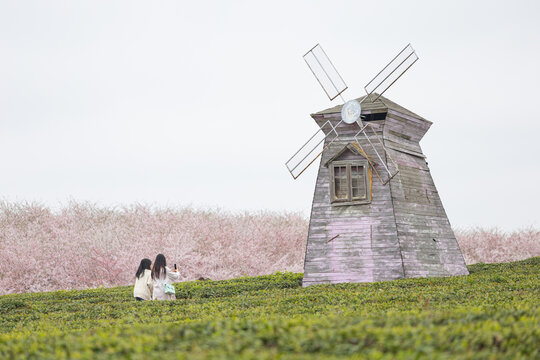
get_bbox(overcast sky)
[1,1,539,230]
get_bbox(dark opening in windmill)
[285,44,469,286]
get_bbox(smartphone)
[174,263,177,270]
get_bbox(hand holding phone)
[174,263,178,271]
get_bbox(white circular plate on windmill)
[341,99,362,124]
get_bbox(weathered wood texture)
[303,95,468,287]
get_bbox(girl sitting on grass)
[151,253,180,300]
[133,258,153,301]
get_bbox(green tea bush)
[0,258,538,359]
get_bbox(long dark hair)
[135,258,152,279]
[152,254,167,280]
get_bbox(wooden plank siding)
[302,96,468,287]
[303,127,404,286]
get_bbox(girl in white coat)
[151,253,180,300]
[133,258,153,301]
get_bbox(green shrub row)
[0,258,538,359]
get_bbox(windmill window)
[333,165,348,200]
[351,165,366,200]
[362,112,387,121]
[330,160,371,206]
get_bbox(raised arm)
[166,267,180,282]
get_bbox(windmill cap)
[312,93,428,122]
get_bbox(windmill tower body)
[302,95,469,286]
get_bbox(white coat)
[133,269,153,300]
[152,267,180,300]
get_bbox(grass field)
[0,258,538,359]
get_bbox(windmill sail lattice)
[364,44,418,103]
[286,43,418,183]
[303,44,348,101]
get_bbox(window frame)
[330,160,371,206]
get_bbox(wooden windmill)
[286,44,469,286]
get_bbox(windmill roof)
[313,94,427,121]
[323,143,373,168]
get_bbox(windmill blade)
[285,120,342,179]
[353,123,399,185]
[364,44,418,103]
[304,44,348,101]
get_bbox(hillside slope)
[0,258,539,359]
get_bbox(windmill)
[285,44,469,286]
[285,43,418,184]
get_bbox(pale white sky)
[1,1,539,230]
